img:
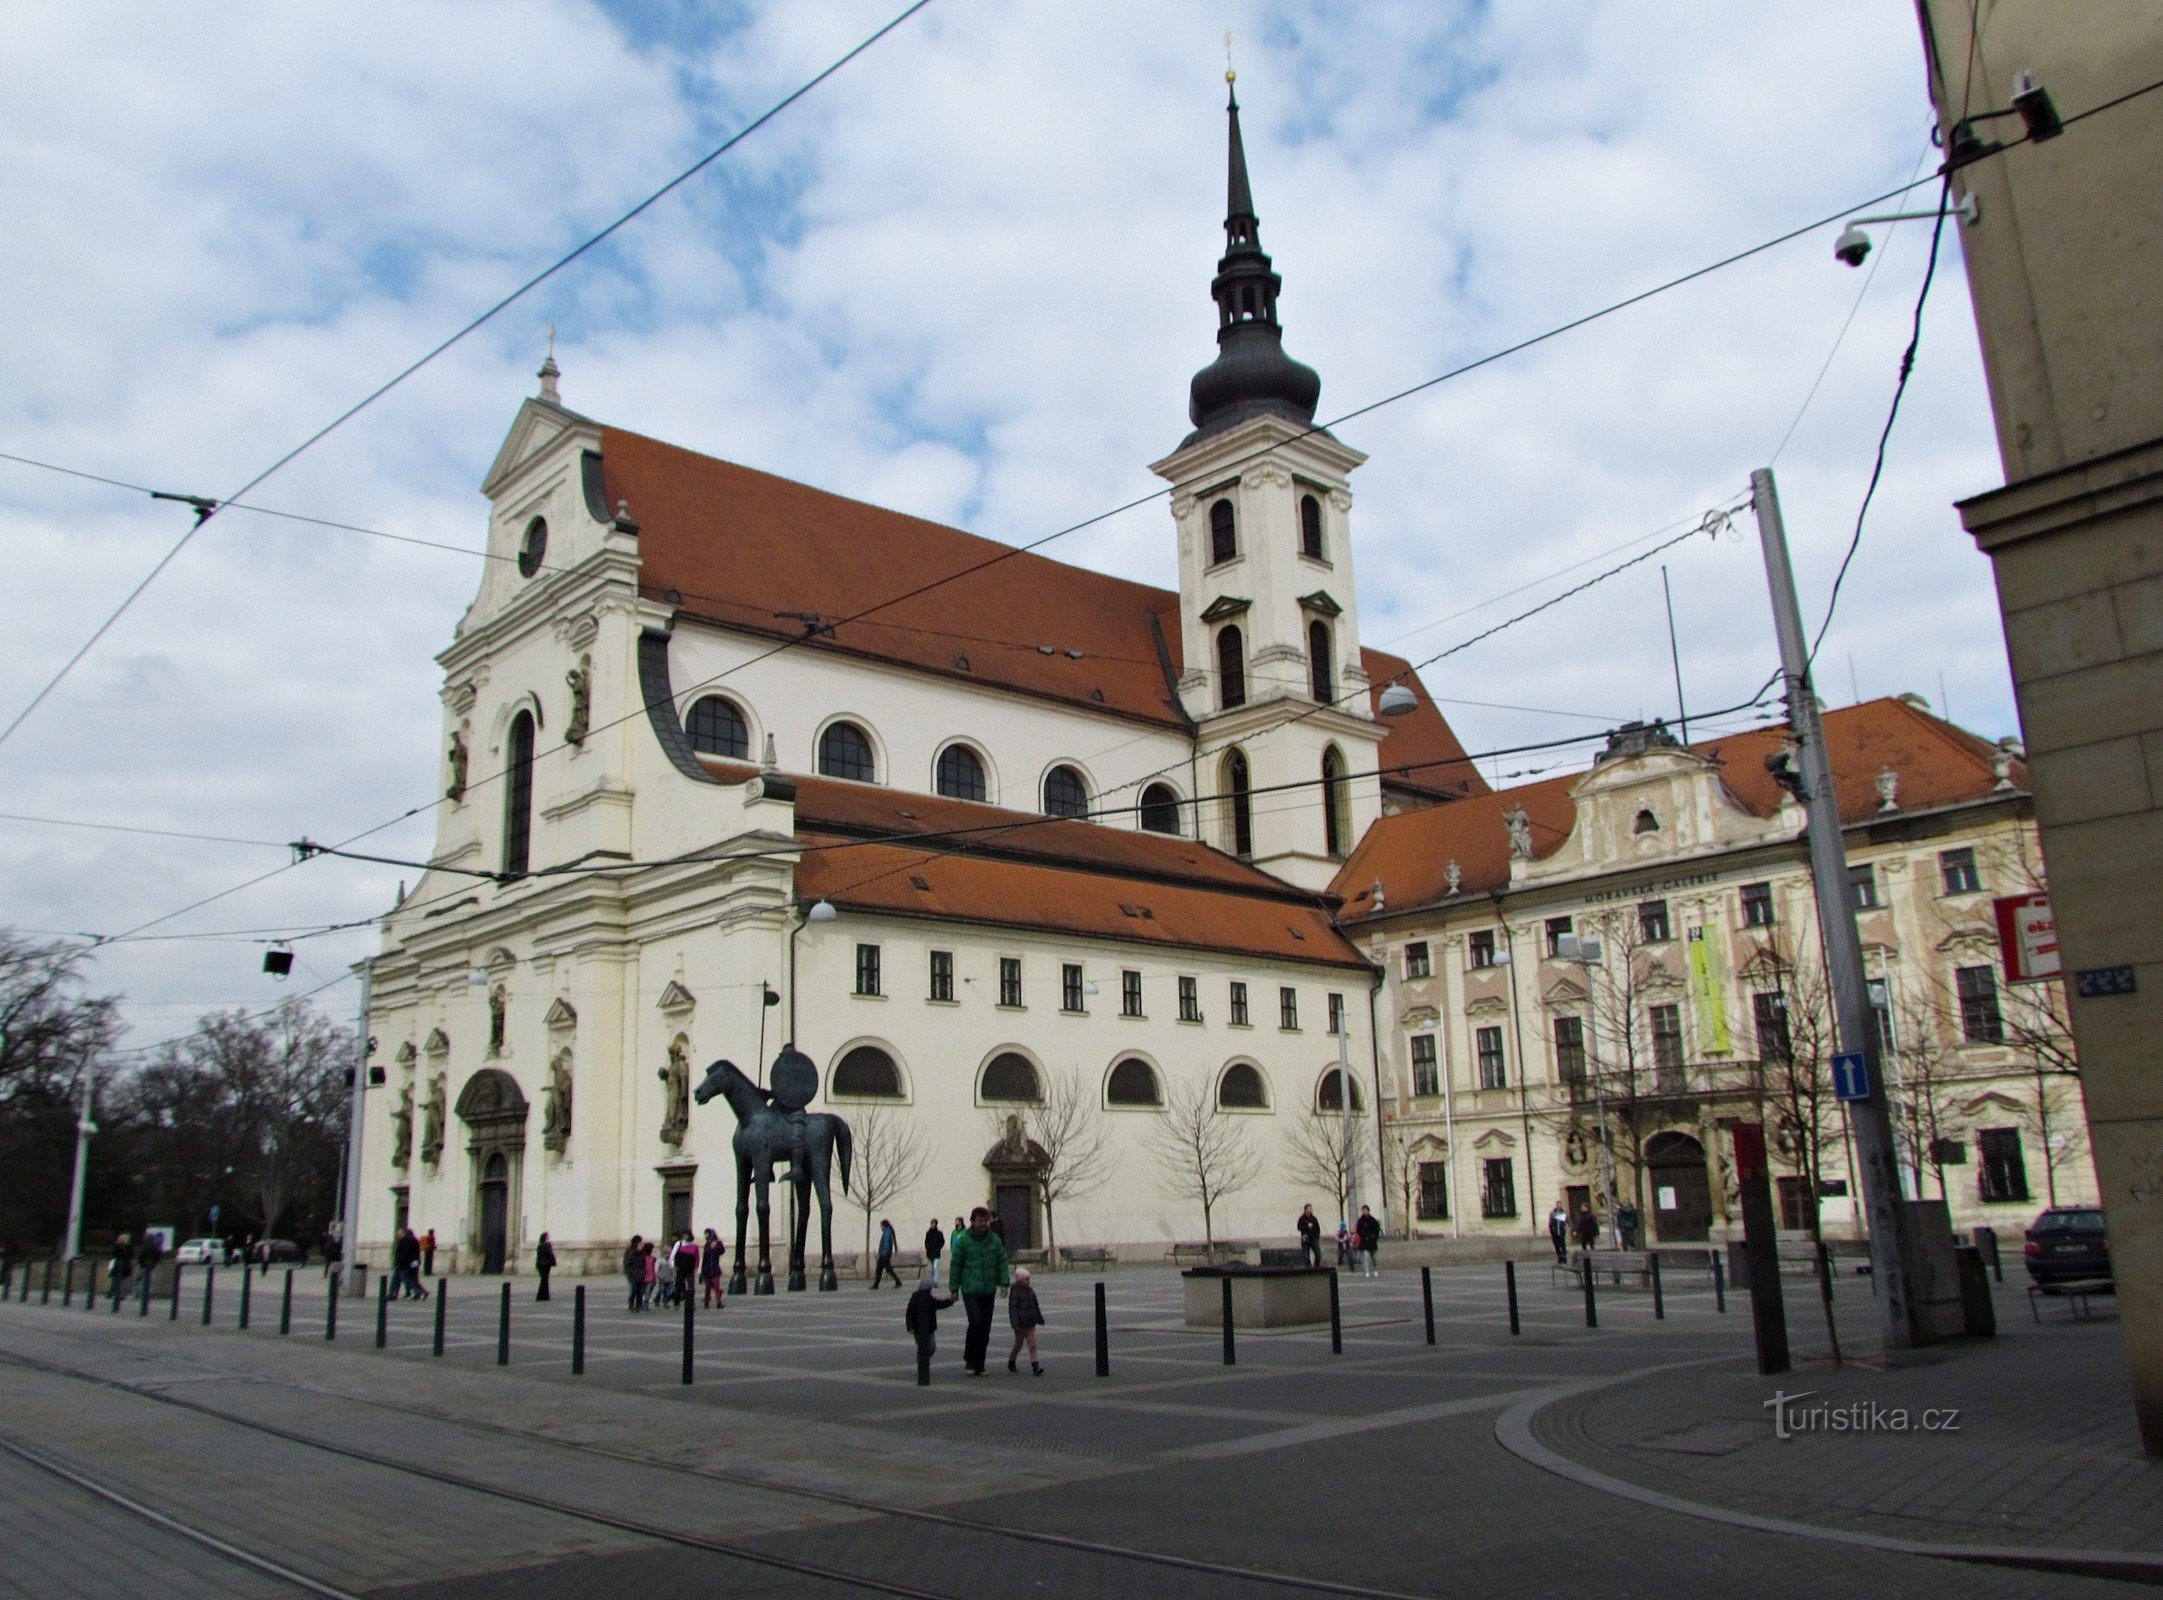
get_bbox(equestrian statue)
[693,1048,853,1293]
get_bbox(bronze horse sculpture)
[693,1049,853,1293]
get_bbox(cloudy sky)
[1,1,2013,1049]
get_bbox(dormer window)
[1209,498,1238,564]
[1633,808,1659,835]
[517,516,548,578]
[1300,494,1324,560]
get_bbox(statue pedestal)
[1181,1264,1332,1328]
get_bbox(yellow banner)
[1688,928,1732,1054]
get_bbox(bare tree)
[0,934,120,1250]
[1022,1065,1114,1262]
[1284,1106,1359,1222]
[1147,1078,1262,1247]
[848,1102,933,1259]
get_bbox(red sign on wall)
[1995,892,2060,984]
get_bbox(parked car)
[174,1238,223,1266]
[2024,1206,2110,1288]
[251,1238,305,1265]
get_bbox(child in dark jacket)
[1006,1266,1046,1375]
[905,1270,957,1387]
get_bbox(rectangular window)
[1229,981,1250,1027]
[1475,1025,1507,1090]
[1121,969,1143,1018]
[1553,1016,1586,1093]
[1545,916,1574,958]
[1777,1175,1816,1232]
[1480,1157,1518,1219]
[1977,1127,2030,1203]
[1740,882,1775,927]
[1849,863,1880,909]
[1409,1034,1440,1097]
[1403,941,1432,979]
[1327,992,1346,1035]
[854,943,881,997]
[1417,1161,1450,1220]
[998,956,1023,1009]
[1062,963,1086,1014]
[1178,975,1202,1023]
[929,950,954,1003]
[1279,986,1299,1030]
[1753,991,1791,1064]
[1638,899,1671,943]
[1956,965,2004,1043]
[1468,930,1497,969]
[1868,979,1895,1057]
[1940,847,1982,896]
[1651,1002,1685,1091]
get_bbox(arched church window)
[1209,498,1237,565]
[832,1045,904,1099]
[1300,494,1324,561]
[1043,765,1090,819]
[1139,783,1182,835]
[936,743,987,802]
[819,722,876,783]
[980,1052,1043,1104]
[1223,747,1253,858]
[503,710,535,877]
[1106,1058,1163,1107]
[1217,625,1246,710]
[1317,1067,1364,1113]
[1309,619,1334,704]
[517,516,548,578]
[1218,1062,1269,1110]
[1634,808,1660,835]
[1322,745,1351,860]
[686,696,749,760]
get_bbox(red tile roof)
[1331,698,2026,919]
[601,426,1483,796]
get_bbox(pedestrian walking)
[701,1229,727,1308]
[924,1217,947,1287]
[393,1227,424,1299]
[1616,1200,1642,1252]
[644,1241,665,1308]
[1571,1204,1599,1254]
[904,1269,956,1387]
[871,1219,902,1289]
[624,1235,646,1311]
[1547,1200,1570,1264]
[1355,1205,1381,1278]
[947,1206,1011,1376]
[1334,1220,1353,1267]
[671,1233,699,1306]
[1005,1266,1046,1375]
[110,1234,135,1300]
[422,1229,436,1278]
[534,1233,556,1301]
[1296,1204,1323,1268]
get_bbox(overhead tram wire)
[0,0,937,757]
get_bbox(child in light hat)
[1006,1266,1046,1375]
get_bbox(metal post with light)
[63,1071,96,1262]
[336,960,374,1298]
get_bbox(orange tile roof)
[601,425,1483,796]
[1331,697,2026,919]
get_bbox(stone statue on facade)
[659,1038,691,1147]
[1445,858,1463,895]
[391,1083,414,1170]
[420,1073,447,1165]
[445,730,469,802]
[543,1052,573,1154]
[1876,766,1900,813]
[564,656,591,747]
[488,986,507,1056]
[1503,805,1533,861]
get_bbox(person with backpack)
[904,1269,956,1386]
[1006,1266,1046,1375]
[534,1233,556,1301]
[947,1206,1011,1376]
[924,1217,946,1287]
[871,1219,901,1290]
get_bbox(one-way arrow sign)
[1831,1051,1871,1102]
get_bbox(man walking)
[392,1227,425,1300]
[871,1218,902,1289]
[924,1216,947,1287]
[534,1232,556,1301]
[421,1228,436,1279]
[1355,1205,1381,1278]
[1547,1199,1571,1264]
[1296,1204,1323,1268]
[946,1206,1010,1376]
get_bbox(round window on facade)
[936,744,988,802]
[517,516,548,578]
[1139,783,1181,835]
[1043,764,1089,819]
[1316,1068,1363,1114]
[1106,1057,1163,1107]
[686,696,750,760]
[819,722,877,782]
[831,1045,903,1099]
[980,1052,1042,1104]
[1218,1063,1269,1110]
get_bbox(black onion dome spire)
[1184,82,1323,445]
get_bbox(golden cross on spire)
[1224,29,1235,84]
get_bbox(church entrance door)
[994,1183,1035,1251]
[479,1153,510,1274]
[1645,1132,1712,1242]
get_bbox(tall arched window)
[1043,765,1089,819]
[1217,625,1246,710]
[1299,494,1324,560]
[936,744,987,801]
[1209,498,1237,564]
[832,1045,904,1099]
[1223,747,1253,857]
[686,696,749,759]
[1139,782,1181,835]
[1322,745,1351,860]
[818,721,876,782]
[1309,619,1334,703]
[502,710,535,877]
[1106,1058,1163,1107]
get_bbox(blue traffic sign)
[1831,1051,1871,1102]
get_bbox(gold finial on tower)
[1224,29,1235,84]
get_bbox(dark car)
[250,1238,306,1265]
[2024,1206,2109,1288]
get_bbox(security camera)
[1833,225,1871,268]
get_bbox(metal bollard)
[682,1282,695,1385]
[376,1277,389,1349]
[1582,1256,1598,1328]
[44,1259,55,1305]
[433,1279,447,1357]
[1220,1276,1235,1366]
[1651,1253,1665,1320]
[1421,1266,1436,1345]
[497,1282,511,1366]
[1505,1260,1521,1336]
[280,1270,293,1335]
[201,1266,215,1327]
[326,1273,339,1340]
[1093,1282,1109,1378]
[170,1263,183,1320]
[1328,1269,1342,1355]
[239,1267,252,1330]
[62,1260,75,1309]
[1712,1251,1727,1313]
[571,1284,585,1375]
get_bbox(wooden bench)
[1057,1244,1114,1270]
[2028,1277,2114,1323]
[1551,1249,1675,1290]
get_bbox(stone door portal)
[1646,1131,1712,1242]
[479,1153,509,1273]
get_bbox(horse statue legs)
[808,1145,840,1291]
[753,1169,777,1295]
[728,1161,750,1296]
[784,1169,811,1292]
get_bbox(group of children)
[623,1229,727,1311]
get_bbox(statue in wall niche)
[543,1053,573,1154]
[445,730,469,802]
[564,656,591,747]
[659,1037,691,1146]
[488,986,507,1056]
[1503,805,1533,861]
[391,1083,414,1169]
[421,1073,447,1166]
[1563,1125,1589,1174]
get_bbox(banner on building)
[1687,927,1733,1053]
